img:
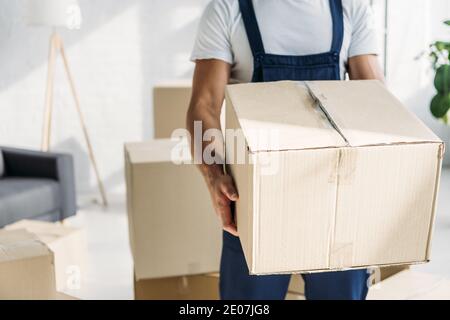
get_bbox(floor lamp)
[27,0,108,206]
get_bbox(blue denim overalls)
[220,0,369,300]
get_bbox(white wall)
[0,0,448,201]
[0,0,209,198]
[384,0,450,165]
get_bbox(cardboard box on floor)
[135,273,220,300]
[134,266,407,300]
[367,270,450,300]
[135,272,299,300]
[288,266,409,295]
[153,82,191,139]
[135,272,301,300]
[225,80,444,275]
[0,229,56,299]
[285,293,305,300]
[6,219,87,292]
[125,139,222,280]
[135,268,410,300]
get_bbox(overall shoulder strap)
[238,0,265,58]
[329,0,344,54]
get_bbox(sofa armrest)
[1,147,77,220]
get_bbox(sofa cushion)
[0,149,4,177]
[0,178,60,227]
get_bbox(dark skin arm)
[348,54,385,81]
[186,59,239,236]
[186,54,384,236]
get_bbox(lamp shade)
[26,0,82,29]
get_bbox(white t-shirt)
[191,0,379,83]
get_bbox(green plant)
[429,20,450,124]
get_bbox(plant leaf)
[434,65,450,93]
[430,93,450,118]
[435,41,450,50]
[443,113,449,125]
[444,20,450,26]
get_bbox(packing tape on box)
[328,148,340,184]
[179,276,190,295]
[328,148,357,184]
[339,148,357,185]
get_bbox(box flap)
[154,80,191,88]
[227,81,442,153]
[307,80,442,146]
[125,139,191,164]
[226,81,347,152]
[0,229,51,263]
[5,220,77,245]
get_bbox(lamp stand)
[41,31,108,207]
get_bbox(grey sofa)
[0,147,77,227]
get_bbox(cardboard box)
[225,80,444,275]
[125,139,222,280]
[153,82,192,139]
[380,265,409,281]
[285,293,305,300]
[135,273,305,300]
[134,273,219,300]
[135,269,409,300]
[5,220,87,292]
[153,81,225,139]
[0,229,56,299]
[135,272,306,300]
[287,265,407,295]
[52,292,80,300]
[288,275,304,295]
[367,270,450,300]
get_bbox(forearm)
[187,95,238,236]
[186,101,224,187]
[187,59,230,188]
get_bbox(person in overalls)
[187,0,385,300]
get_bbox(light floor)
[64,167,450,300]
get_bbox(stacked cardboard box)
[134,273,220,300]
[288,275,304,296]
[0,229,56,299]
[126,82,223,299]
[125,138,222,299]
[153,81,192,139]
[6,220,87,292]
[128,82,225,299]
[134,272,307,300]
[153,81,225,140]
